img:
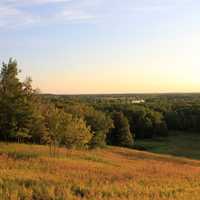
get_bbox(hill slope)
[0,143,200,200]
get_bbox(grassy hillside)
[135,131,200,160]
[0,143,200,199]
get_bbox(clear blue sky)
[1,0,200,94]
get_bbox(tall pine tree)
[0,59,23,141]
[0,59,45,142]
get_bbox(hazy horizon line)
[42,91,200,96]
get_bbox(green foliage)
[85,108,113,148]
[2,58,200,151]
[108,112,134,147]
[0,59,23,140]
[0,60,46,143]
[15,128,32,143]
[64,103,113,148]
[0,60,94,150]
[165,105,200,132]
[95,103,168,139]
[60,116,92,149]
[42,103,92,152]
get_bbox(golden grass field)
[0,143,200,200]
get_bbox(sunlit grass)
[0,143,200,199]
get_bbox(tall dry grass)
[0,143,200,200]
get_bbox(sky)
[0,0,200,94]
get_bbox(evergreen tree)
[0,59,23,141]
[0,59,45,142]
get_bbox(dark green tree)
[0,59,46,143]
[86,109,113,148]
[109,112,134,147]
[0,59,23,141]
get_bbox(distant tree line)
[1,59,200,151]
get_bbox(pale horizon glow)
[1,0,200,94]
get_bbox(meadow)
[136,131,200,160]
[1,142,200,200]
